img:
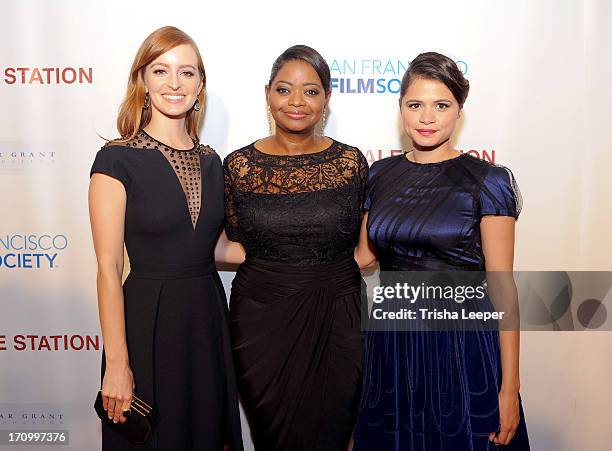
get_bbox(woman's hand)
[102,362,134,424]
[489,389,520,445]
[215,229,246,265]
[90,173,133,425]
[481,215,521,446]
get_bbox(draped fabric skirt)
[101,262,243,451]
[230,255,364,451]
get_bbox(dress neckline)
[251,137,336,159]
[402,151,468,166]
[140,129,197,153]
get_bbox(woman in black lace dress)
[223,45,367,451]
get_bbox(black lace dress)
[90,130,243,451]
[223,139,368,451]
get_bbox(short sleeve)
[223,156,240,242]
[479,165,522,219]
[90,147,130,191]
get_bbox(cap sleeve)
[90,146,131,191]
[479,164,522,219]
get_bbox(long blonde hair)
[116,26,206,141]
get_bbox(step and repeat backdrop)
[1,0,611,450]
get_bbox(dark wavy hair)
[268,45,331,94]
[399,52,469,108]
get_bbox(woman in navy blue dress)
[353,52,529,450]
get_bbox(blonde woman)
[89,26,243,450]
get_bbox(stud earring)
[143,92,150,109]
[193,99,201,111]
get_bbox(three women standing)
[89,27,243,450]
[223,45,367,451]
[91,34,529,451]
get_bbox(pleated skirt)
[101,267,243,451]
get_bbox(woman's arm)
[214,229,246,264]
[480,215,520,446]
[89,173,134,424]
[354,212,377,269]
[219,156,246,265]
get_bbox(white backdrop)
[1,0,611,449]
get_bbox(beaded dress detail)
[108,130,214,228]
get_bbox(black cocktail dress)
[91,130,243,451]
[223,140,367,451]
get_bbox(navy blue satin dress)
[353,153,530,451]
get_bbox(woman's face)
[400,77,460,151]
[143,44,203,119]
[266,59,329,134]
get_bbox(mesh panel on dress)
[109,130,214,228]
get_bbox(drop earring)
[143,92,150,109]
[318,106,327,136]
[193,99,201,111]
[267,105,273,135]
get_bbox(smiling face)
[266,59,329,134]
[400,77,461,151]
[143,44,203,119]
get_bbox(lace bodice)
[105,130,214,227]
[224,140,368,265]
